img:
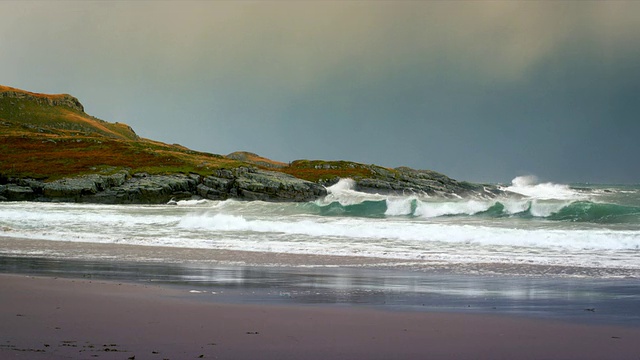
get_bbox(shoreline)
[2,273,640,359]
[2,235,638,278]
[2,238,640,327]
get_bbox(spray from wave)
[502,175,587,200]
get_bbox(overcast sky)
[1,1,639,184]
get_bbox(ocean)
[1,176,638,278]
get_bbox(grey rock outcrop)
[0,167,327,204]
[0,184,36,201]
[90,173,201,204]
[321,166,501,199]
[42,173,128,200]
[197,167,325,202]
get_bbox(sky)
[1,1,639,184]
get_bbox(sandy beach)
[1,274,639,360]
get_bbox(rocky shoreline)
[0,167,326,204]
[0,166,502,204]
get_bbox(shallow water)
[2,255,638,326]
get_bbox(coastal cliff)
[0,85,501,203]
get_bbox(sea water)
[1,176,639,278]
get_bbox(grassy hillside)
[0,85,410,183]
[0,85,138,141]
[0,86,242,180]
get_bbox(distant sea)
[1,176,638,278]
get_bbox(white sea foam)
[501,199,531,214]
[414,200,493,218]
[176,199,212,206]
[174,212,640,253]
[504,175,587,200]
[327,178,357,193]
[321,178,386,205]
[385,197,415,216]
[528,200,572,217]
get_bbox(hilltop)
[0,85,244,179]
[0,85,499,203]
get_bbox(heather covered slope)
[0,85,499,203]
[0,85,243,180]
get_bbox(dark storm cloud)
[1,1,639,183]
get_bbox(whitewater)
[1,176,639,278]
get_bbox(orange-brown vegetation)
[281,160,377,183]
[227,151,287,169]
[0,85,242,180]
[0,133,240,180]
[1,85,383,183]
[0,85,70,100]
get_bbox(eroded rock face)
[91,173,201,204]
[198,168,326,202]
[0,167,327,203]
[42,173,127,199]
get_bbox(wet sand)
[1,274,639,360]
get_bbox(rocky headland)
[0,85,502,203]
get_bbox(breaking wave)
[503,175,585,200]
[303,198,640,224]
[296,178,640,224]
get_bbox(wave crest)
[503,175,586,200]
[308,178,638,223]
